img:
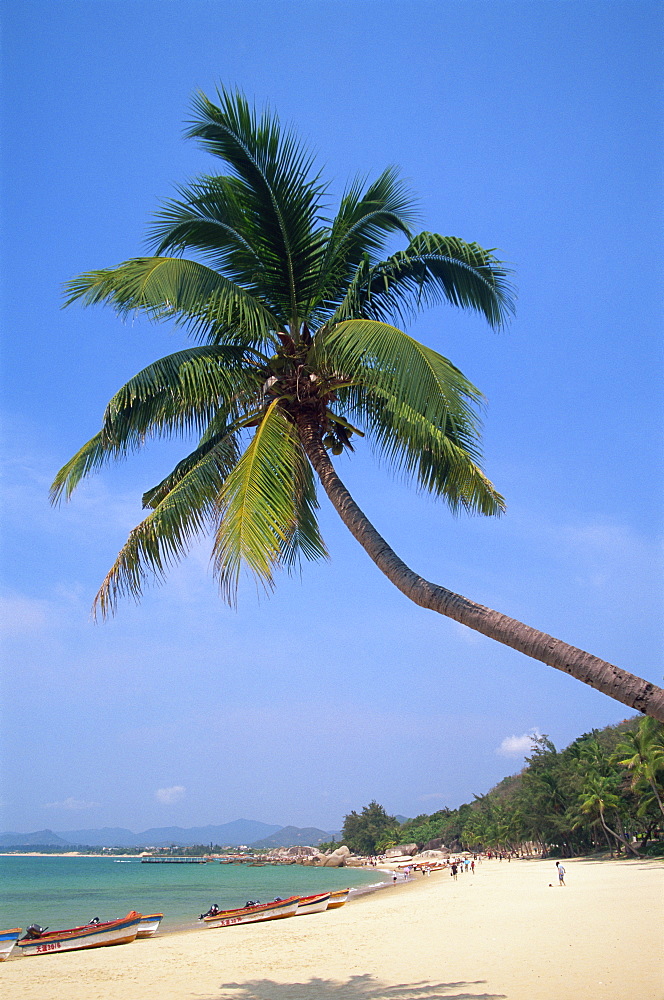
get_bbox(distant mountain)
[0,818,356,850]
[0,819,283,849]
[59,820,283,847]
[55,827,140,847]
[250,826,334,848]
[136,820,284,847]
[0,829,70,847]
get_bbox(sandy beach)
[2,857,662,1000]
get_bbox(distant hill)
[0,819,283,849]
[250,826,335,848]
[59,820,283,847]
[0,829,70,848]
[1,819,351,850]
[56,827,144,847]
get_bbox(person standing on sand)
[450,862,458,880]
[556,862,566,886]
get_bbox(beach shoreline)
[2,856,661,1000]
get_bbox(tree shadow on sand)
[201,975,506,1000]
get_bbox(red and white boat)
[327,888,349,909]
[15,911,142,956]
[295,892,330,916]
[203,896,300,928]
[136,913,163,938]
[0,928,21,961]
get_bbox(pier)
[140,856,210,864]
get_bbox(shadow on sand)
[202,975,506,1000]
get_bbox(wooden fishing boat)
[15,911,142,956]
[203,896,300,928]
[327,888,349,909]
[295,892,330,916]
[136,913,163,938]
[0,928,21,961]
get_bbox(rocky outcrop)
[322,845,351,867]
[385,844,418,857]
[422,838,453,852]
[267,845,323,862]
[411,849,450,863]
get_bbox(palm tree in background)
[614,717,664,817]
[51,87,664,721]
[575,772,639,857]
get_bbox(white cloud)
[155,785,185,804]
[44,796,99,810]
[496,729,541,758]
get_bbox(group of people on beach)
[386,856,480,882]
[448,858,475,879]
[382,850,569,891]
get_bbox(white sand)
[2,857,662,1000]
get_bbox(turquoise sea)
[0,856,386,934]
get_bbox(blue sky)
[1,0,662,834]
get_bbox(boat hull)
[203,896,300,927]
[327,889,349,909]
[15,912,142,956]
[295,892,330,916]
[0,928,21,961]
[136,914,163,938]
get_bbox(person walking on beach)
[556,862,566,886]
[450,862,458,880]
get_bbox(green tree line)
[340,716,663,857]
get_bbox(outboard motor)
[23,924,47,940]
[88,917,101,925]
[199,904,220,919]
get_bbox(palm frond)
[312,319,484,437]
[349,386,505,515]
[149,176,286,322]
[305,167,417,323]
[279,456,327,567]
[100,345,259,444]
[186,88,328,328]
[50,432,113,504]
[93,440,231,619]
[142,422,241,510]
[64,256,278,347]
[213,400,327,604]
[149,176,265,273]
[50,348,258,504]
[329,233,515,330]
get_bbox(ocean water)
[0,856,387,934]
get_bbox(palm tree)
[51,87,664,721]
[575,772,639,857]
[614,717,664,817]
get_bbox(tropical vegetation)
[385,715,664,858]
[51,86,664,720]
[341,801,400,855]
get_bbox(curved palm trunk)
[599,805,639,857]
[648,779,664,818]
[298,422,664,722]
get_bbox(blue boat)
[0,927,21,962]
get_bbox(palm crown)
[52,87,514,616]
